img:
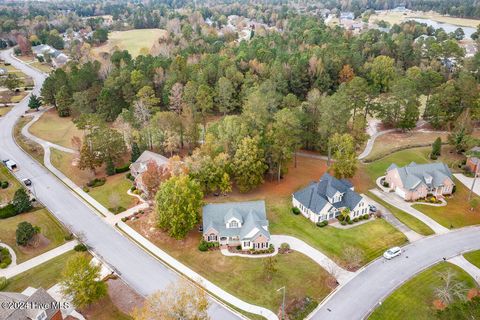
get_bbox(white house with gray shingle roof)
[385,162,454,201]
[202,200,270,250]
[292,173,369,223]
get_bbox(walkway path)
[369,189,449,234]
[270,235,355,284]
[358,128,396,160]
[0,241,77,279]
[454,173,480,197]
[362,193,423,242]
[448,255,480,284]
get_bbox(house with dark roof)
[466,146,480,174]
[202,200,270,250]
[292,173,369,223]
[0,288,64,320]
[385,162,454,201]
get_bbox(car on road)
[369,204,377,213]
[22,178,32,187]
[383,247,402,260]
[3,159,18,171]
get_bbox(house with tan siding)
[385,162,454,201]
[202,200,270,250]
[292,173,369,223]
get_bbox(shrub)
[86,178,106,188]
[337,214,345,222]
[198,240,209,252]
[341,221,347,226]
[74,243,88,252]
[126,173,134,181]
[1,181,8,189]
[382,181,390,188]
[0,277,7,290]
[115,163,131,174]
[130,186,136,191]
[280,243,290,250]
[363,214,370,220]
[82,186,89,192]
[236,245,241,250]
[292,207,301,215]
[0,247,12,269]
[352,218,358,222]
[0,204,17,219]
[64,233,74,241]
[348,220,353,225]
[346,215,351,222]
[121,217,128,222]
[316,220,328,227]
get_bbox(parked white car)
[383,247,402,260]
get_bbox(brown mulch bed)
[107,278,144,315]
[19,234,51,254]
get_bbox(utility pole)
[277,286,286,320]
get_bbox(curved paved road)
[309,227,480,320]
[0,49,241,320]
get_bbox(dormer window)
[229,220,239,228]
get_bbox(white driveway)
[454,173,480,196]
[369,189,449,234]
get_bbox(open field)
[129,212,332,314]
[88,173,137,213]
[369,262,477,320]
[0,165,22,205]
[14,116,45,165]
[366,191,434,236]
[29,109,83,149]
[464,250,480,269]
[365,131,449,162]
[1,250,78,292]
[413,178,480,229]
[92,29,167,58]
[0,208,69,263]
[269,199,407,267]
[369,10,480,28]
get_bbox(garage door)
[395,187,406,198]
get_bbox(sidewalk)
[448,255,480,284]
[117,221,278,320]
[0,241,77,279]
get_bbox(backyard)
[128,213,333,313]
[369,262,477,320]
[0,165,22,205]
[0,208,69,263]
[413,178,480,228]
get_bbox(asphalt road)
[0,49,241,319]
[310,226,480,320]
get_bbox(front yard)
[412,178,480,228]
[268,199,408,267]
[0,165,22,205]
[88,174,137,213]
[128,212,333,314]
[369,262,477,320]
[464,250,480,269]
[0,208,69,263]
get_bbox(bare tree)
[342,247,364,271]
[434,270,468,306]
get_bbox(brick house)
[129,150,169,196]
[466,146,480,174]
[292,173,369,223]
[202,200,271,251]
[385,162,454,201]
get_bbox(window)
[208,234,217,241]
[36,311,47,320]
[244,241,250,247]
[230,220,238,228]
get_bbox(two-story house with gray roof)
[292,173,369,223]
[385,162,454,201]
[202,200,271,250]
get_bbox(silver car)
[383,247,402,260]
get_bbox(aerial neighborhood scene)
[1,0,480,319]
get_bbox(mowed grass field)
[93,29,167,57]
[369,10,480,28]
[464,250,480,269]
[0,166,21,205]
[369,262,477,320]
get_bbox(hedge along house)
[385,162,454,201]
[292,173,369,224]
[202,200,271,251]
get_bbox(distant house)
[0,288,63,320]
[202,200,271,250]
[292,173,369,223]
[340,12,355,20]
[0,67,7,76]
[32,44,69,67]
[466,147,480,174]
[385,162,454,201]
[130,150,169,195]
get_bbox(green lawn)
[0,106,12,117]
[93,29,167,57]
[369,262,477,320]
[88,174,136,213]
[412,178,480,228]
[1,250,78,292]
[464,250,480,269]
[366,191,434,236]
[0,208,69,263]
[14,116,45,165]
[268,199,408,267]
[0,166,22,205]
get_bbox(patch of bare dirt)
[107,278,144,315]
[19,234,50,253]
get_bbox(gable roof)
[293,173,363,214]
[387,162,454,190]
[1,288,59,320]
[130,150,169,174]
[202,201,270,240]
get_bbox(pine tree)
[28,94,42,111]
[131,142,141,162]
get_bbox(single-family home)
[466,146,480,174]
[202,200,271,251]
[130,150,169,195]
[292,173,369,223]
[385,162,455,201]
[0,67,7,76]
[0,288,63,320]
